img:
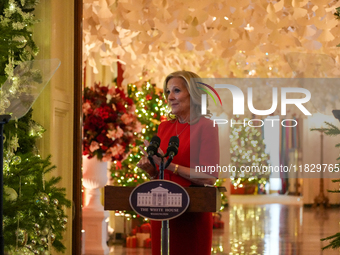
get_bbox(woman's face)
[166,77,191,122]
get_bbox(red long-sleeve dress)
[151,116,220,255]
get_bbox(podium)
[104,184,226,254]
[104,185,226,213]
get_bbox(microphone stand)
[151,154,173,255]
[148,137,177,255]
[0,115,11,255]
[158,156,169,255]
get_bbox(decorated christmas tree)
[110,81,167,186]
[229,117,270,193]
[319,10,340,252]
[1,0,71,253]
[312,120,340,250]
[3,111,71,254]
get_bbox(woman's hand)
[136,156,158,178]
[136,140,164,178]
[142,140,164,165]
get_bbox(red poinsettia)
[82,83,142,162]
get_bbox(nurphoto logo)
[200,84,311,116]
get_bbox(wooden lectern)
[104,185,226,212]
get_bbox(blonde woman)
[137,71,220,255]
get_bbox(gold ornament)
[39,237,47,245]
[50,233,55,243]
[41,228,49,236]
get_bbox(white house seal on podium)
[129,180,190,221]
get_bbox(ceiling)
[83,0,340,88]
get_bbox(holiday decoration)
[82,82,141,162]
[3,111,71,254]
[82,155,110,254]
[1,1,71,253]
[214,178,228,208]
[82,82,141,253]
[312,121,340,251]
[108,81,167,239]
[0,0,39,85]
[110,81,167,186]
[83,0,340,86]
[212,212,224,229]
[229,117,270,194]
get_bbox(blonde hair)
[163,70,210,122]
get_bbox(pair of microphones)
[146,135,179,169]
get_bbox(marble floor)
[109,195,340,255]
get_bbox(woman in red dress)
[137,71,219,255]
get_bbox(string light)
[229,117,269,190]
[111,80,167,189]
[9,3,15,10]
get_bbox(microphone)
[164,136,179,169]
[165,136,179,159]
[147,136,161,157]
[146,136,161,168]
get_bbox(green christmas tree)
[110,81,167,186]
[3,110,71,254]
[229,117,270,193]
[107,81,167,228]
[312,121,340,250]
[323,4,340,249]
[0,0,39,84]
[1,0,71,253]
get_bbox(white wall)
[33,1,75,253]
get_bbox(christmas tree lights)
[1,1,71,253]
[229,117,270,193]
[110,81,167,187]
